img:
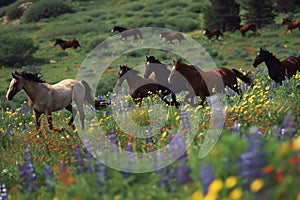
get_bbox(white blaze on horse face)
[146,61,150,66]
[6,78,17,100]
[111,29,114,32]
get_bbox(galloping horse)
[168,61,253,105]
[253,47,300,84]
[144,56,194,104]
[117,65,180,107]
[281,18,300,35]
[6,71,100,132]
[236,23,259,37]
[54,39,81,50]
[159,32,184,44]
[203,28,223,40]
[111,26,143,42]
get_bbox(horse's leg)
[44,111,54,131]
[65,104,76,130]
[34,111,42,133]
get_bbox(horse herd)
[5,21,300,133]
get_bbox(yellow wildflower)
[225,176,237,188]
[250,178,264,192]
[229,188,242,200]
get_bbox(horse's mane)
[128,68,140,75]
[262,49,281,63]
[19,71,45,83]
[177,61,202,72]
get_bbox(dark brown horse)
[203,28,223,40]
[117,65,180,107]
[253,47,300,84]
[111,26,143,42]
[281,18,300,35]
[236,23,259,37]
[168,61,253,105]
[54,39,81,50]
[159,32,184,44]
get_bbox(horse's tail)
[81,80,95,107]
[231,69,254,87]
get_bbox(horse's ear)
[173,60,175,64]
[260,47,263,51]
[120,65,123,69]
[146,56,149,60]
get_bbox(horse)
[117,65,180,107]
[54,39,81,50]
[281,18,300,35]
[253,47,300,84]
[159,32,184,44]
[144,56,195,104]
[203,28,223,40]
[233,23,259,37]
[168,60,253,106]
[111,26,143,42]
[6,71,103,132]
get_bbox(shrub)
[0,0,17,8]
[0,35,38,68]
[22,0,74,23]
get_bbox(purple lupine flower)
[18,149,36,193]
[238,129,267,188]
[0,130,2,137]
[0,184,7,200]
[123,142,134,179]
[108,130,119,153]
[281,111,297,138]
[200,163,215,195]
[180,107,191,132]
[74,145,83,174]
[44,166,54,192]
[168,132,187,162]
[18,104,30,114]
[156,151,172,192]
[83,139,94,173]
[94,161,107,194]
[59,160,65,173]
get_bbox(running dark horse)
[5,71,109,132]
[111,26,143,42]
[281,18,300,35]
[203,28,223,40]
[233,23,259,37]
[54,39,81,50]
[168,61,253,106]
[145,56,195,104]
[159,32,184,44]
[117,65,180,107]
[253,47,300,84]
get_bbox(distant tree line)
[204,0,300,30]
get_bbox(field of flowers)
[0,67,300,200]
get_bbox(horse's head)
[117,65,131,86]
[144,56,161,78]
[253,47,266,68]
[54,39,63,46]
[111,26,116,32]
[203,29,209,35]
[6,71,24,101]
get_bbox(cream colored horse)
[6,71,95,131]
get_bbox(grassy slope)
[0,0,299,109]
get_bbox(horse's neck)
[264,56,284,72]
[125,73,144,88]
[154,66,170,82]
[22,80,47,102]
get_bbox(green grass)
[1,1,300,199]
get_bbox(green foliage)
[240,0,276,28]
[275,0,300,13]
[204,0,240,30]
[0,35,37,68]
[22,0,74,23]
